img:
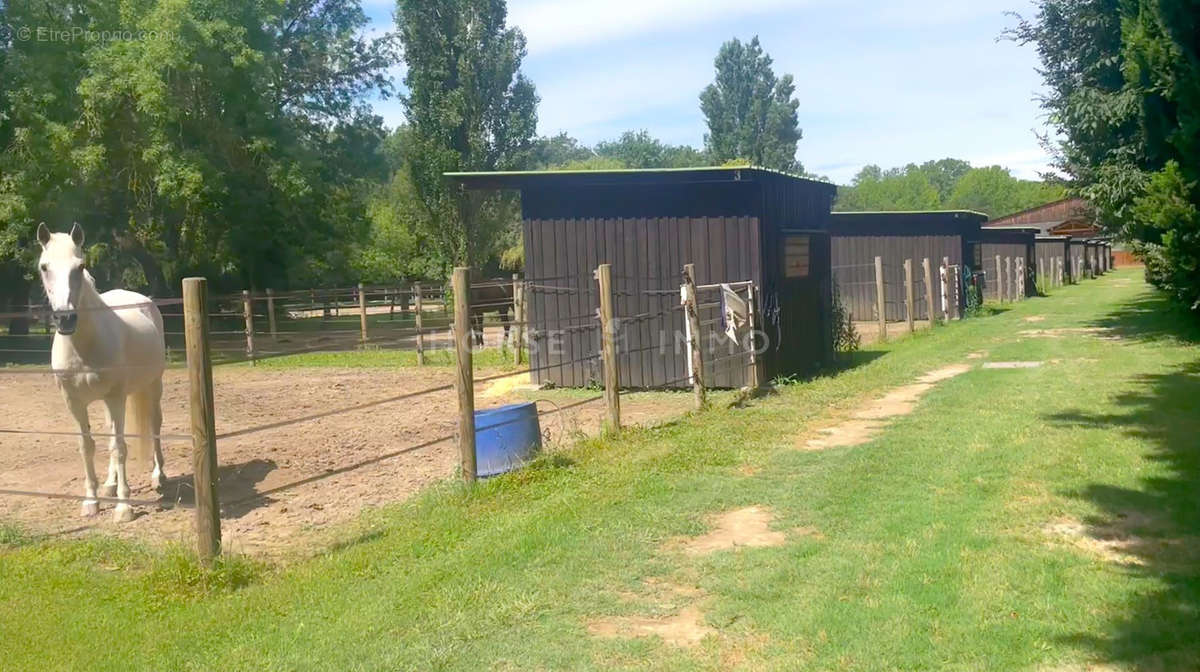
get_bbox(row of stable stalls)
[983,227,1114,297]
[827,211,985,321]
[448,167,838,389]
[447,167,1114,391]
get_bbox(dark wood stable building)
[828,211,985,321]
[448,167,838,389]
[1035,236,1071,283]
[979,227,1038,300]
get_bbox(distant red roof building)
[984,198,1101,237]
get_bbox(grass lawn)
[2,268,1198,671]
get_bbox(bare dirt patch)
[802,364,970,450]
[1018,327,1113,339]
[1023,315,1046,323]
[966,351,988,360]
[1042,512,1200,569]
[588,605,714,648]
[983,361,1045,369]
[0,365,692,556]
[674,506,787,556]
[591,578,713,648]
[852,320,934,346]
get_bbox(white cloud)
[508,0,810,55]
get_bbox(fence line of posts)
[128,246,1108,562]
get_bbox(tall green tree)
[1012,0,1200,308]
[946,166,1066,217]
[918,158,973,202]
[699,36,802,173]
[396,0,538,266]
[834,165,941,212]
[594,130,706,169]
[0,0,395,299]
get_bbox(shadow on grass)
[1044,289,1200,667]
[1085,290,1200,344]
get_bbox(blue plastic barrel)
[474,402,543,477]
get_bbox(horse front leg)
[499,306,511,348]
[472,313,484,348]
[66,396,99,517]
[103,394,134,523]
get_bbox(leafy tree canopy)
[834,160,1065,218]
[700,36,802,173]
[1011,0,1200,309]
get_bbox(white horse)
[36,223,167,522]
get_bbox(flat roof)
[445,165,836,191]
[832,209,988,219]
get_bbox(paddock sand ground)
[0,364,693,557]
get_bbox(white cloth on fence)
[719,283,749,343]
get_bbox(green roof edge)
[832,209,990,218]
[443,165,835,187]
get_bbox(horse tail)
[125,383,156,464]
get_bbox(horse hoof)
[81,501,99,517]
[151,471,167,491]
[99,483,117,498]
[112,505,135,523]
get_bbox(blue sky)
[362,0,1054,185]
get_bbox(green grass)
[2,269,1198,670]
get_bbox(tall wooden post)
[995,255,1003,302]
[242,290,255,364]
[596,264,620,431]
[183,278,221,563]
[951,264,961,319]
[512,274,524,366]
[874,256,887,341]
[452,268,477,483]
[265,288,278,339]
[389,288,396,321]
[922,258,935,326]
[1005,257,1013,302]
[358,282,369,344]
[941,256,951,321]
[746,283,763,388]
[1038,257,1045,290]
[903,259,915,334]
[682,263,706,410]
[1057,257,1064,287]
[414,283,425,366]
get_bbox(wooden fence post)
[414,283,425,366]
[265,288,278,339]
[903,259,915,334]
[358,282,369,344]
[682,263,706,410]
[995,255,1003,303]
[242,290,255,364]
[452,268,476,483]
[746,283,763,388]
[512,274,524,366]
[922,258,935,327]
[1003,257,1012,302]
[951,264,961,319]
[389,288,396,321]
[183,278,221,564]
[1057,257,1064,287]
[874,256,887,341]
[941,256,951,321]
[596,264,620,432]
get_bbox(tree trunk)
[117,234,170,296]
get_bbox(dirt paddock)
[0,363,693,556]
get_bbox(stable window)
[783,235,810,278]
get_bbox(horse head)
[36,222,89,335]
